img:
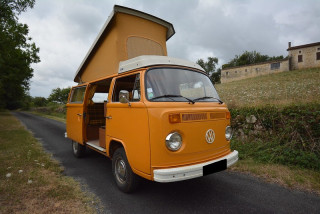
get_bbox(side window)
[69,86,86,103]
[91,93,108,103]
[112,74,141,102]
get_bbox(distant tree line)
[25,87,71,108]
[222,51,287,69]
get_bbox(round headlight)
[225,126,233,141]
[165,132,182,151]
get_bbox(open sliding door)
[66,85,88,144]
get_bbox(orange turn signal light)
[169,114,181,123]
[226,111,231,119]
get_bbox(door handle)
[77,113,82,116]
[106,116,112,119]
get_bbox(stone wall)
[221,59,289,83]
[289,44,320,70]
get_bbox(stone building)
[221,41,320,83]
[287,42,320,70]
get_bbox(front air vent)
[182,113,207,122]
[210,112,226,120]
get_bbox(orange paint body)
[66,6,237,184]
[66,67,233,181]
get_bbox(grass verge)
[0,111,97,213]
[230,159,320,195]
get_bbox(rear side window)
[69,86,86,103]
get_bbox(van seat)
[87,103,105,126]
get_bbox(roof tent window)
[127,36,164,59]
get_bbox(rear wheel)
[72,141,86,158]
[112,147,139,193]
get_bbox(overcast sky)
[19,0,320,97]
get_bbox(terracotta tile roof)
[287,42,320,51]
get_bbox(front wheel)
[112,148,139,193]
[72,141,86,158]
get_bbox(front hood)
[146,102,231,168]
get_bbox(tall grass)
[216,68,320,108]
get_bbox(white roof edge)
[74,5,175,82]
[118,55,205,73]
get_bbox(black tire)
[112,147,139,193]
[72,141,86,158]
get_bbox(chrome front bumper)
[153,150,238,182]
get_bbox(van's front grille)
[182,113,207,121]
[181,112,226,122]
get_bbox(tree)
[0,0,40,109]
[196,57,221,84]
[222,51,285,69]
[33,96,47,107]
[48,87,71,104]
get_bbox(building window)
[299,50,302,54]
[317,52,320,60]
[318,47,320,51]
[235,70,237,73]
[245,69,247,72]
[226,72,229,76]
[271,62,280,70]
[298,55,303,62]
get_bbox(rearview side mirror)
[119,90,131,106]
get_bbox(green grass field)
[216,68,320,107]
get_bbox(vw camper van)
[66,5,238,193]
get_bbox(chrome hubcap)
[73,142,78,153]
[115,158,127,184]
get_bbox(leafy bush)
[230,103,320,170]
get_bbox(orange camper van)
[66,5,238,193]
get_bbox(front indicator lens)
[166,132,182,151]
[169,114,181,123]
[225,126,233,141]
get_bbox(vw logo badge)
[205,129,215,144]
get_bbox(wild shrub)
[230,103,320,170]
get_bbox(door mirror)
[119,90,131,106]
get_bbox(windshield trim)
[144,66,219,103]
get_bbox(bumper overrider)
[153,150,238,182]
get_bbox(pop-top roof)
[74,5,175,83]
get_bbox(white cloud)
[19,0,320,97]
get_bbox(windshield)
[146,68,220,102]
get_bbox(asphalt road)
[13,112,320,214]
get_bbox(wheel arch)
[109,139,125,158]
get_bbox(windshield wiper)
[192,96,223,104]
[150,94,195,104]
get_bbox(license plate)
[203,159,227,176]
